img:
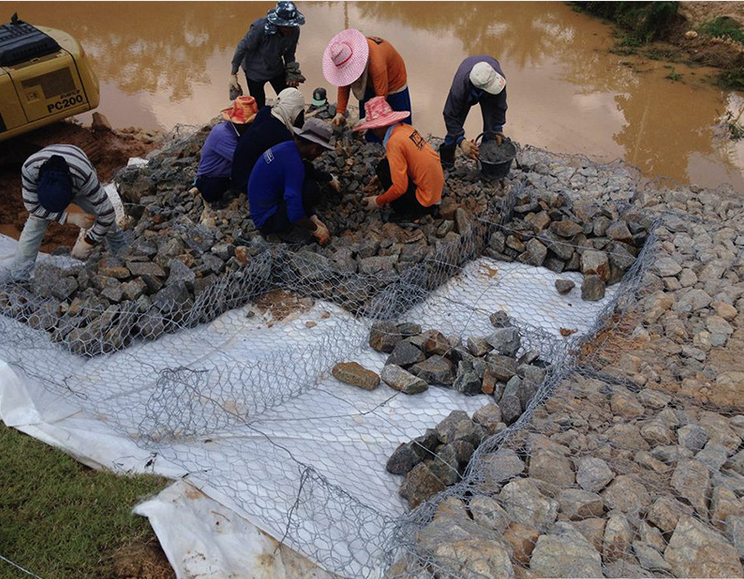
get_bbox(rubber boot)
[439,143,456,169]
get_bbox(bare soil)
[0,124,159,253]
[112,541,176,579]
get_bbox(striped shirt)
[21,144,115,244]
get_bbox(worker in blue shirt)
[248,118,336,245]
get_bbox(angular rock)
[603,513,633,563]
[386,340,425,367]
[503,522,540,567]
[432,538,514,579]
[601,475,651,516]
[647,496,691,534]
[386,442,424,475]
[469,495,511,534]
[399,463,446,509]
[331,362,380,391]
[581,250,610,282]
[500,395,522,425]
[664,516,743,577]
[581,275,605,301]
[558,489,605,520]
[453,360,482,395]
[480,449,525,488]
[500,479,559,530]
[576,457,614,493]
[555,279,575,294]
[486,327,521,357]
[519,238,548,266]
[486,354,518,382]
[467,336,492,357]
[435,410,485,447]
[530,449,575,488]
[422,330,451,357]
[380,364,428,395]
[530,522,602,578]
[369,321,401,353]
[165,259,196,288]
[677,423,709,453]
[473,403,502,434]
[411,355,455,386]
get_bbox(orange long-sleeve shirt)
[377,124,444,208]
[337,37,407,115]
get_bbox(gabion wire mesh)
[2,139,739,579]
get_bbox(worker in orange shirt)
[322,29,411,132]
[353,97,443,220]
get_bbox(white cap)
[469,62,506,95]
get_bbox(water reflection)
[3,1,744,189]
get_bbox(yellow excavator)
[0,13,100,160]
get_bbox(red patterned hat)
[221,96,258,124]
[352,96,410,131]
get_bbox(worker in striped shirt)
[11,145,125,282]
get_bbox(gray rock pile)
[370,314,550,422]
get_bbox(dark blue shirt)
[248,141,306,229]
[232,106,293,193]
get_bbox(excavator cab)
[0,13,99,143]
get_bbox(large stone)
[726,516,744,558]
[386,340,425,367]
[165,259,196,288]
[399,463,446,509]
[601,475,651,516]
[486,354,518,382]
[710,485,744,531]
[429,444,463,486]
[581,250,610,282]
[369,321,401,353]
[552,220,584,238]
[432,538,514,579]
[500,396,522,425]
[380,364,428,395]
[469,495,511,533]
[530,522,602,578]
[607,221,634,243]
[558,489,605,520]
[386,442,423,475]
[503,522,540,567]
[422,330,451,357]
[647,496,691,534]
[410,355,455,386]
[331,362,379,391]
[519,238,548,266]
[610,389,645,419]
[453,360,482,396]
[576,456,614,492]
[435,410,485,447]
[603,513,633,563]
[655,256,682,277]
[555,279,575,294]
[677,423,709,453]
[581,275,606,301]
[486,327,521,357]
[699,411,742,451]
[529,449,575,488]
[500,479,558,530]
[467,336,492,357]
[480,449,525,488]
[664,516,743,577]
[605,423,649,451]
[473,403,502,434]
[126,261,166,278]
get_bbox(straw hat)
[469,62,506,95]
[221,96,258,124]
[352,96,410,132]
[322,28,369,87]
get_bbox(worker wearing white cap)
[440,56,508,169]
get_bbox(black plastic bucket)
[476,133,517,179]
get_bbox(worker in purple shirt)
[195,96,258,207]
[439,56,508,169]
[248,118,337,245]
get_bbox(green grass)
[700,16,744,45]
[0,423,170,579]
[717,67,744,91]
[664,65,682,81]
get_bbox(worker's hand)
[332,113,346,127]
[329,175,341,193]
[286,79,301,88]
[312,220,331,245]
[67,212,95,229]
[460,139,480,160]
[229,73,242,92]
[363,175,380,194]
[71,237,95,260]
[495,132,504,146]
[363,196,379,210]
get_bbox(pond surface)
[6,1,744,190]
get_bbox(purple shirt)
[197,122,239,178]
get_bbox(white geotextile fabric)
[0,233,616,577]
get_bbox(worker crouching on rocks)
[194,96,259,209]
[440,56,508,169]
[229,1,306,109]
[248,118,336,245]
[322,29,410,133]
[11,145,125,281]
[354,97,444,220]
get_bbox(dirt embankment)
[0,123,159,253]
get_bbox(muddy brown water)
[6,1,744,190]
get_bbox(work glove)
[67,212,95,229]
[332,113,346,127]
[312,220,331,246]
[363,175,380,195]
[284,61,306,87]
[229,73,242,92]
[495,132,504,146]
[71,237,95,260]
[329,175,341,193]
[363,195,380,211]
[460,139,480,160]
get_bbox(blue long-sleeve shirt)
[197,122,239,179]
[443,55,508,145]
[248,141,306,229]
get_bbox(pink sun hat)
[352,96,411,132]
[322,28,370,87]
